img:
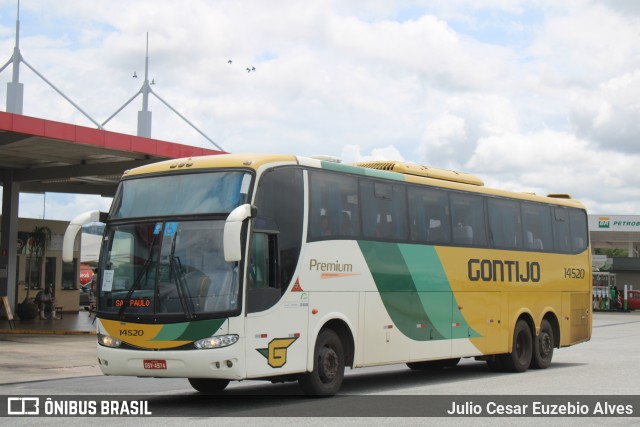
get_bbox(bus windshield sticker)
[164,222,178,237]
[102,269,114,292]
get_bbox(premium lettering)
[309,259,353,272]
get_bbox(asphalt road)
[1,311,639,425]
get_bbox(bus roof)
[351,160,485,186]
[122,153,586,210]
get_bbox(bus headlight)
[98,333,122,348]
[194,334,239,349]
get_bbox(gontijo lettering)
[309,258,353,272]
[468,258,541,283]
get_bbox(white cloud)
[341,144,406,163]
[1,0,640,219]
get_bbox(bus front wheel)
[499,319,532,373]
[298,329,345,396]
[531,319,554,369]
[188,378,230,393]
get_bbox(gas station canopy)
[0,111,223,197]
[588,215,640,254]
[0,111,224,310]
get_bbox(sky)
[1,0,640,220]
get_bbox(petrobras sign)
[589,215,640,232]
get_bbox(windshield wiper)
[118,232,158,317]
[168,230,196,319]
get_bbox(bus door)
[244,232,309,378]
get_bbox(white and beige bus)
[63,153,592,396]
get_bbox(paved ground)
[0,334,99,385]
[0,310,638,387]
[0,310,98,385]
[0,310,96,335]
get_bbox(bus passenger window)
[569,209,588,253]
[408,187,450,244]
[360,180,407,240]
[487,198,522,249]
[522,202,553,252]
[450,193,487,247]
[308,170,360,240]
[553,207,571,252]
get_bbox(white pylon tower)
[102,33,224,151]
[0,0,101,127]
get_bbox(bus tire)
[407,358,460,370]
[298,329,345,396]
[499,319,532,373]
[531,319,554,369]
[188,378,230,393]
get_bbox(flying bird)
[133,71,138,78]
[227,59,232,64]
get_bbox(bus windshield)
[111,171,252,218]
[99,220,238,318]
[99,170,252,319]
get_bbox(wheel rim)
[539,332,552,357]
[515,330,530,360]
[318,345,339,384]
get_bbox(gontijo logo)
[257,337,298,368]
[598,217,610,229]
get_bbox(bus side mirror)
[62,210,106,263]
[224,204,257,262]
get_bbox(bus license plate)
[143,359,167,370]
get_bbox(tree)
[595,248,628,258]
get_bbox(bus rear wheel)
[531,319,554,369]
[298,329,345,396]
[188,378,230,393]
[499,319,532,373]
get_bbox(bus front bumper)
[96,341,246,380]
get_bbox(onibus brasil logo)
[256,337,298,368]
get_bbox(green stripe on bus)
[358,241,445,340]
[152,318,226,341]
[321,161,405,181]
[398,244,480,339]
[358,241,480,340]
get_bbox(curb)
[0,329,96,335]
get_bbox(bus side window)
[246,232,281,313]
[308,170,360,240]
[361,180,407,240]
[487,198,522,249]
[569,209,588,253]
[522,202,553,252]
[250,166,303,312]
[553,207,571,252]
[450,193,487,246]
